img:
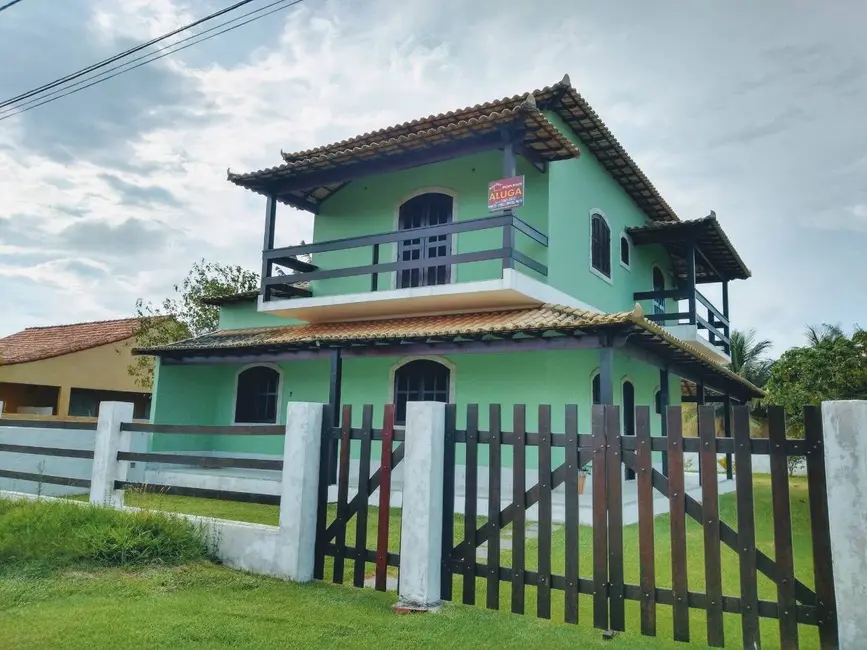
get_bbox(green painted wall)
[217,301,302,330]
[543,111,677,314]
[310,151,549,297]
[148,350,682,468]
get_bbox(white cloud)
[1,0,867,355]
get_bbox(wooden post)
[261,195,277,301]
[598,343,615,405]
[696,380,705,486]
[501,130,517,274]
[723,393,733,481]
[721,280,730,355]
[686,240,697,325]
[659,368,669,477]
[327,348,342,485]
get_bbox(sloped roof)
[0,317,140,365]
[228,97,580,211]
[228,74,680,222]
[626,212,751,282]
[135,304,762,398]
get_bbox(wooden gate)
[440,402,839,649]
[313,404,404,591]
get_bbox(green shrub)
[0,498,213,574]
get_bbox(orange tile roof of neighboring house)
[0,317,140,365]
[136,304,763,398]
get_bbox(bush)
[0,498,213,574]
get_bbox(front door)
[397,193,452,289]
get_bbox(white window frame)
[588,209,613,285]
[387,355,456,427]
[231,362,283,425]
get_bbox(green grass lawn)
[0,563,693,650]
[48,477,820,649]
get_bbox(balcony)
[259,211,556,322]
[633,287,731,363]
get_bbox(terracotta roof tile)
[236,74,679,222]
[135,305,762,398]
[0,317,140,365]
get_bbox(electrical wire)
[0,0,301,120]
[0,0,262,110]
[0,0,303,122]
[0,0,26,15]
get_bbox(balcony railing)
[633,287,731,354]
[261,211,548,301]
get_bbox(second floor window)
[591,213,611,278]
[235,365,280,424]
[620,235,630,267]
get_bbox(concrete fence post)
[276,401,324,582]
[821,400,867,649]
[89,401,135,507]
[396,401,445,612]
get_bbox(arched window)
[592,373,601,405]
[234,366,280,424]
[652,266,666,315]
[394,359,450,424]
[620,235,631,268]
[591,213,611,278]
[654,390,662,415]
[397,192,453,288]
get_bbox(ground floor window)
[234,365,280,424]
[393,359,450,424]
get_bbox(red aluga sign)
[488,176,524,211]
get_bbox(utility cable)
[0,0,303,122]
[0,0,262,110]
[0,0,25,15]
[0,0,301,120]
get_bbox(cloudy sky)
[0,0,864,353]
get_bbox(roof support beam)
[622,341,752,402]
[263,131,507,196]
[158,333,603,366]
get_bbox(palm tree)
[683,329,773,436]
[805,323,845,346]
[728,329,774,388]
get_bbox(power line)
[0,0,262,110]
[0,0,26,14]
[0,0,300,120]
[0,0,303,122]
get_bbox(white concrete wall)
[0,424,95,496]
[0,490,291,578]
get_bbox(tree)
[764,326,867,424]
[728,329,774,388]
[128,260,259,388]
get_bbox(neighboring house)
[137,75,760,467]
[0,318,150,419]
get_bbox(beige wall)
[0,337,149,416]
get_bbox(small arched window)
[234,366,280,424]
[592,373,601,405]
[591,213,611,278]
[620,235,630,268]
[394,359,450,425]
[654,390,662,415]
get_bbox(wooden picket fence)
[314,402,837,648]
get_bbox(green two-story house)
[138,75,760,471]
